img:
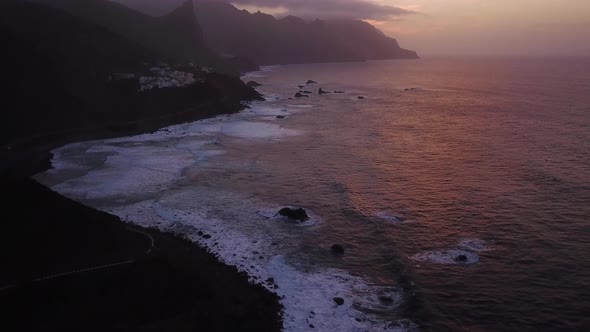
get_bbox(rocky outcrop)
[278,207,310,222]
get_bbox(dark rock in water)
[330,244,345,255]
[276,115,285,119]
[379,296,394,305]
[203,234,212,239]
[306,80,317,84]
[357,96,365,99]
[333,90,345,94]
[455,254,468,262]
[246,80,262,87]
[302,90,312,94]
[278,207,310,222]
[309,324,315,328]
[294,92,308,98]
[333,297,344,305]
[318,88,330,95]
[298,85,305,88]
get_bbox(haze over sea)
[37,57,590,331]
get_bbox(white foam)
[411,249,479,265]
[248,106,291,117]
[410,238,489,266]
[262,93,283,102]
[107,195,412,332]
[219,121,300,139]
[38,70,415,331]
[49,144,92,171]
[52,145,197,200]
[458,238,489,252]
[242,65,280,78]
[375,212,407,224]
[284,104,315,109]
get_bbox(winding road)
[0,226,157,292]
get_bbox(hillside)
[194,1,418,65]
[0,1,261,160]
[27,0,253,74]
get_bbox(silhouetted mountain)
[27,0,254,74]
[326,19,419,60]
[0,1,260,150]
[194,1,418,65]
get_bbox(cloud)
[229,0,415,20]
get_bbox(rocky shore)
[0,177,282,332]
[0,68,282,330]
[0,3,282,329]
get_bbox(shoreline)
[1,84,284,331]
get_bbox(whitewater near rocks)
[36,66,416,332]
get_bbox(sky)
[115,0,590,56]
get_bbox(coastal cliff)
[0,2,282,331]
[194,1,418,65]
[1,1,261,163]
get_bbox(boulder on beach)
[246,80,262,87]
[298,85,305,88]
[357,96,365,99]
[333,90,345,94]
[278,207,310,222]
[306,80,317,84]
[318,88,330,95]
[294,92,308,98]
[276,115,285,119]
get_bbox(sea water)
[36,57,590,331]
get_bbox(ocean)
[36,57,590,331]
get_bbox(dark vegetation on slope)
[0,1,261,169]
[28,0,256,74]
[0,177,282,332]
[0,2,281,330]
[194,1,418,65]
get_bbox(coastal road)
[0,226,157,292]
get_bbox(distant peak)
[163,0,196,20]
[281,15,305,24]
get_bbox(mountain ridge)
[0,1,261,147]
[27,0,250,74]
[193,1,418,65]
